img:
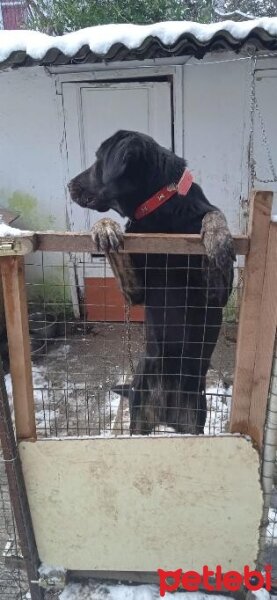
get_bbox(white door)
[62,81,173,231]
[62,81,172,319]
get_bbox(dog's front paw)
[201,211,236,271]
[91,218,124,253]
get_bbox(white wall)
[0,66,66,231]
[0,66,69,299]
[183,55,251,234]
[0,53,276,243]
[0,55,275,239]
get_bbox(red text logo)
[157,565,272,596]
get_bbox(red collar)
[134,169,193,221]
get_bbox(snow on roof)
[0,17,277,67]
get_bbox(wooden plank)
[230,191,273,443]
[19,436,262,572]
[0,257,36,441]
[68,571,160,585]
[84,277,144,322]
[0,230,249,255]
[248,221,277,449]
[35,231,249,255]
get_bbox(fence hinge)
[0,235,35,256]
[31,567,67,590]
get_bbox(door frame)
[55,66,183,318]
[55,65,184,156]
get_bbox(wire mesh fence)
[0,250,239,440]
[0,459,29,600]
[260,338,277,584]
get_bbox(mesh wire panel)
[0,451,29,599]
[260,340,277,583]
[1,249,240,439]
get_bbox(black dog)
[68,130,235,435]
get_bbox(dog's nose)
[68,180,81,200]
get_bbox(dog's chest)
[132,253,204,300]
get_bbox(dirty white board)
[19,436,262,572]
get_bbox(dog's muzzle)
[67,180,90,207]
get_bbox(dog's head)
[68,130,185,219]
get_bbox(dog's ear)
[102,136,147,183]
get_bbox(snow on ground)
[4,344,232,437]
[101,377,127,435]
[4,344,124,436]
[5,362,60,431]
[5,361,65,436]
[267,507,277,543]
[104,378,232,436]
[205,383,232,435]
[59,583,235,600]
[0,17,277,64]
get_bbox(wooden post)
[0,256,36,441]
[230,191,273,448]
[248,221,277,448]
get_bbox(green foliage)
[27,270,74,319]
[7,191,55,230]
[26,0,277,35]
[26,0,213,34]
[223,288,238,323]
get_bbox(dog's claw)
[91,218,124,253]
[201,210,235,305]
[201,211,236,271]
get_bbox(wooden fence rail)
[0,231,249,256]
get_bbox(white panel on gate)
[19,436,262,572]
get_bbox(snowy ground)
[59,584,231,600]
[4,323,234,438]
[4,358,232,437]
[57,582,271,600]
[267,508,277,545]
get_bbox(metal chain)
[125,302,135,375]
[254,96,277,183]
[249,54,257,190]
[249,54,277,185]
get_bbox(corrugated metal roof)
[1,19,277,69]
